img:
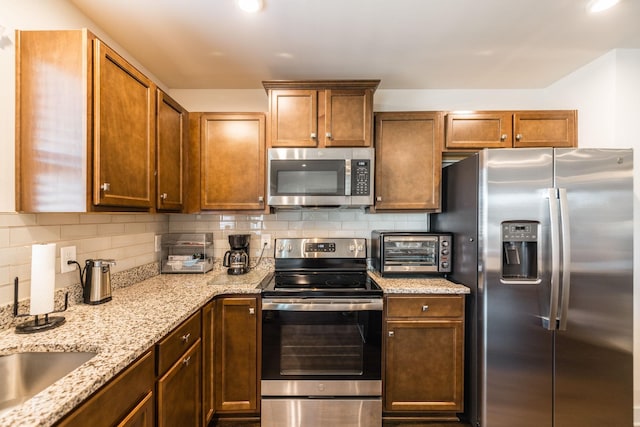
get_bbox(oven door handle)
[261,298,383,311]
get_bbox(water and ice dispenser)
[501,221,539,282]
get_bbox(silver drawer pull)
[182,356,191,367]
[181,333,191,343]
[249,307,255,315]
[422,305,429,312]
[160,193,168,200]
[388,331,394,337]
[100,182,110,192]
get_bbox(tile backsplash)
[0,209,428,306]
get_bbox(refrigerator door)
[553,148,633,427]
[481,148,555,427]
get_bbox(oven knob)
[349,244,355,252]
[442,240,450,247]
[442,248,450,255]
[441,262,450,269]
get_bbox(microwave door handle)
[344,159,351,195]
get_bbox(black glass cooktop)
[261,271,383,297]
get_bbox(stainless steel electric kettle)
[83,259,116,305]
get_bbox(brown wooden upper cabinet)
[156,90,187,212]
[263,80,379,148]
[186,113,266,212]
[373,112,443,212]
[444,110,577,151]
[16,29,158,212]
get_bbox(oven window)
[281,324,363,375]
[384,240,437,265]
[262,309,382,380]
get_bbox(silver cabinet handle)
[160,193,168,200]
[422,305,429,312]
[326,132,332,139]
[388,331,394,337]
[310,132,317,139]
[182,356,191,367]
[100,183,110,191]
[500,134,508,141]
[516,133,522,141]
[376,196,382,202]
[181,333,191,343]
[249,307,255,315]
[258,196,264,203]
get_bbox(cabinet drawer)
[386,296,464,318]
[56,350,155,427]
[157,311,202,375]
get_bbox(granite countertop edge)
[0,268,468,427]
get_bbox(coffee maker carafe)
[223,234,250,275]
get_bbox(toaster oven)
[371,231,452,276]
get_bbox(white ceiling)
[68,0,640,90]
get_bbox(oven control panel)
[276,238,366,259]
[305,242,336,253]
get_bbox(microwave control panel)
[351,159,371,196]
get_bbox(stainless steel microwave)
[371,231,452,275]
[267,147,374,208]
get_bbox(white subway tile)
[10,226,61,246]
[37,213,81,225]
[97,223,126,236]
[61,224,99,239]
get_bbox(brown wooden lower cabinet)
[384,295,465,422]
[214,296,259,418]
[202,300,216,425]
[55,350,155,427]
[156,340,202,427]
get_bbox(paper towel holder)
[13,277,68,334]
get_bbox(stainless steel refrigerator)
[432,148,633,427]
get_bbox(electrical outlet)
[60,246,77,273]
[261,234,272,249]
[154,235,162,252]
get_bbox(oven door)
[261,298,382,382]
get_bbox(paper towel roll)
[30,243,56,315]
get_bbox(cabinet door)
[324,89,373,147]
[157,340,203,427]
[93,40,155,209]
[269,90,318,147]
[116,392,154,427]
[374,112,443,211]
[215,297,258,413]
[385,319,464,412]
[513,110,577,148]
[201,113,266,210]
[445,112,512,150]
[202,301,215,425]
[156,90,186,211]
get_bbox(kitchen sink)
[0,351,97,415]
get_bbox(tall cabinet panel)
[373,112,443,211]
[156,90,186,212]
[16,29,157,212]
[197,113,266,211]
[93,40,155,209]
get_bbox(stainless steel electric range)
[260,237,383,427]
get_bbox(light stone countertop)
[0,267,468,427]
[368,271,471,294]
[0,269,268,427]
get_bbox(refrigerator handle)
[545,188,561,331]
[558,188,571,331]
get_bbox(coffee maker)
[223,234,250,275]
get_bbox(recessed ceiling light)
[237,0,263,13]
[587,0,621,13]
